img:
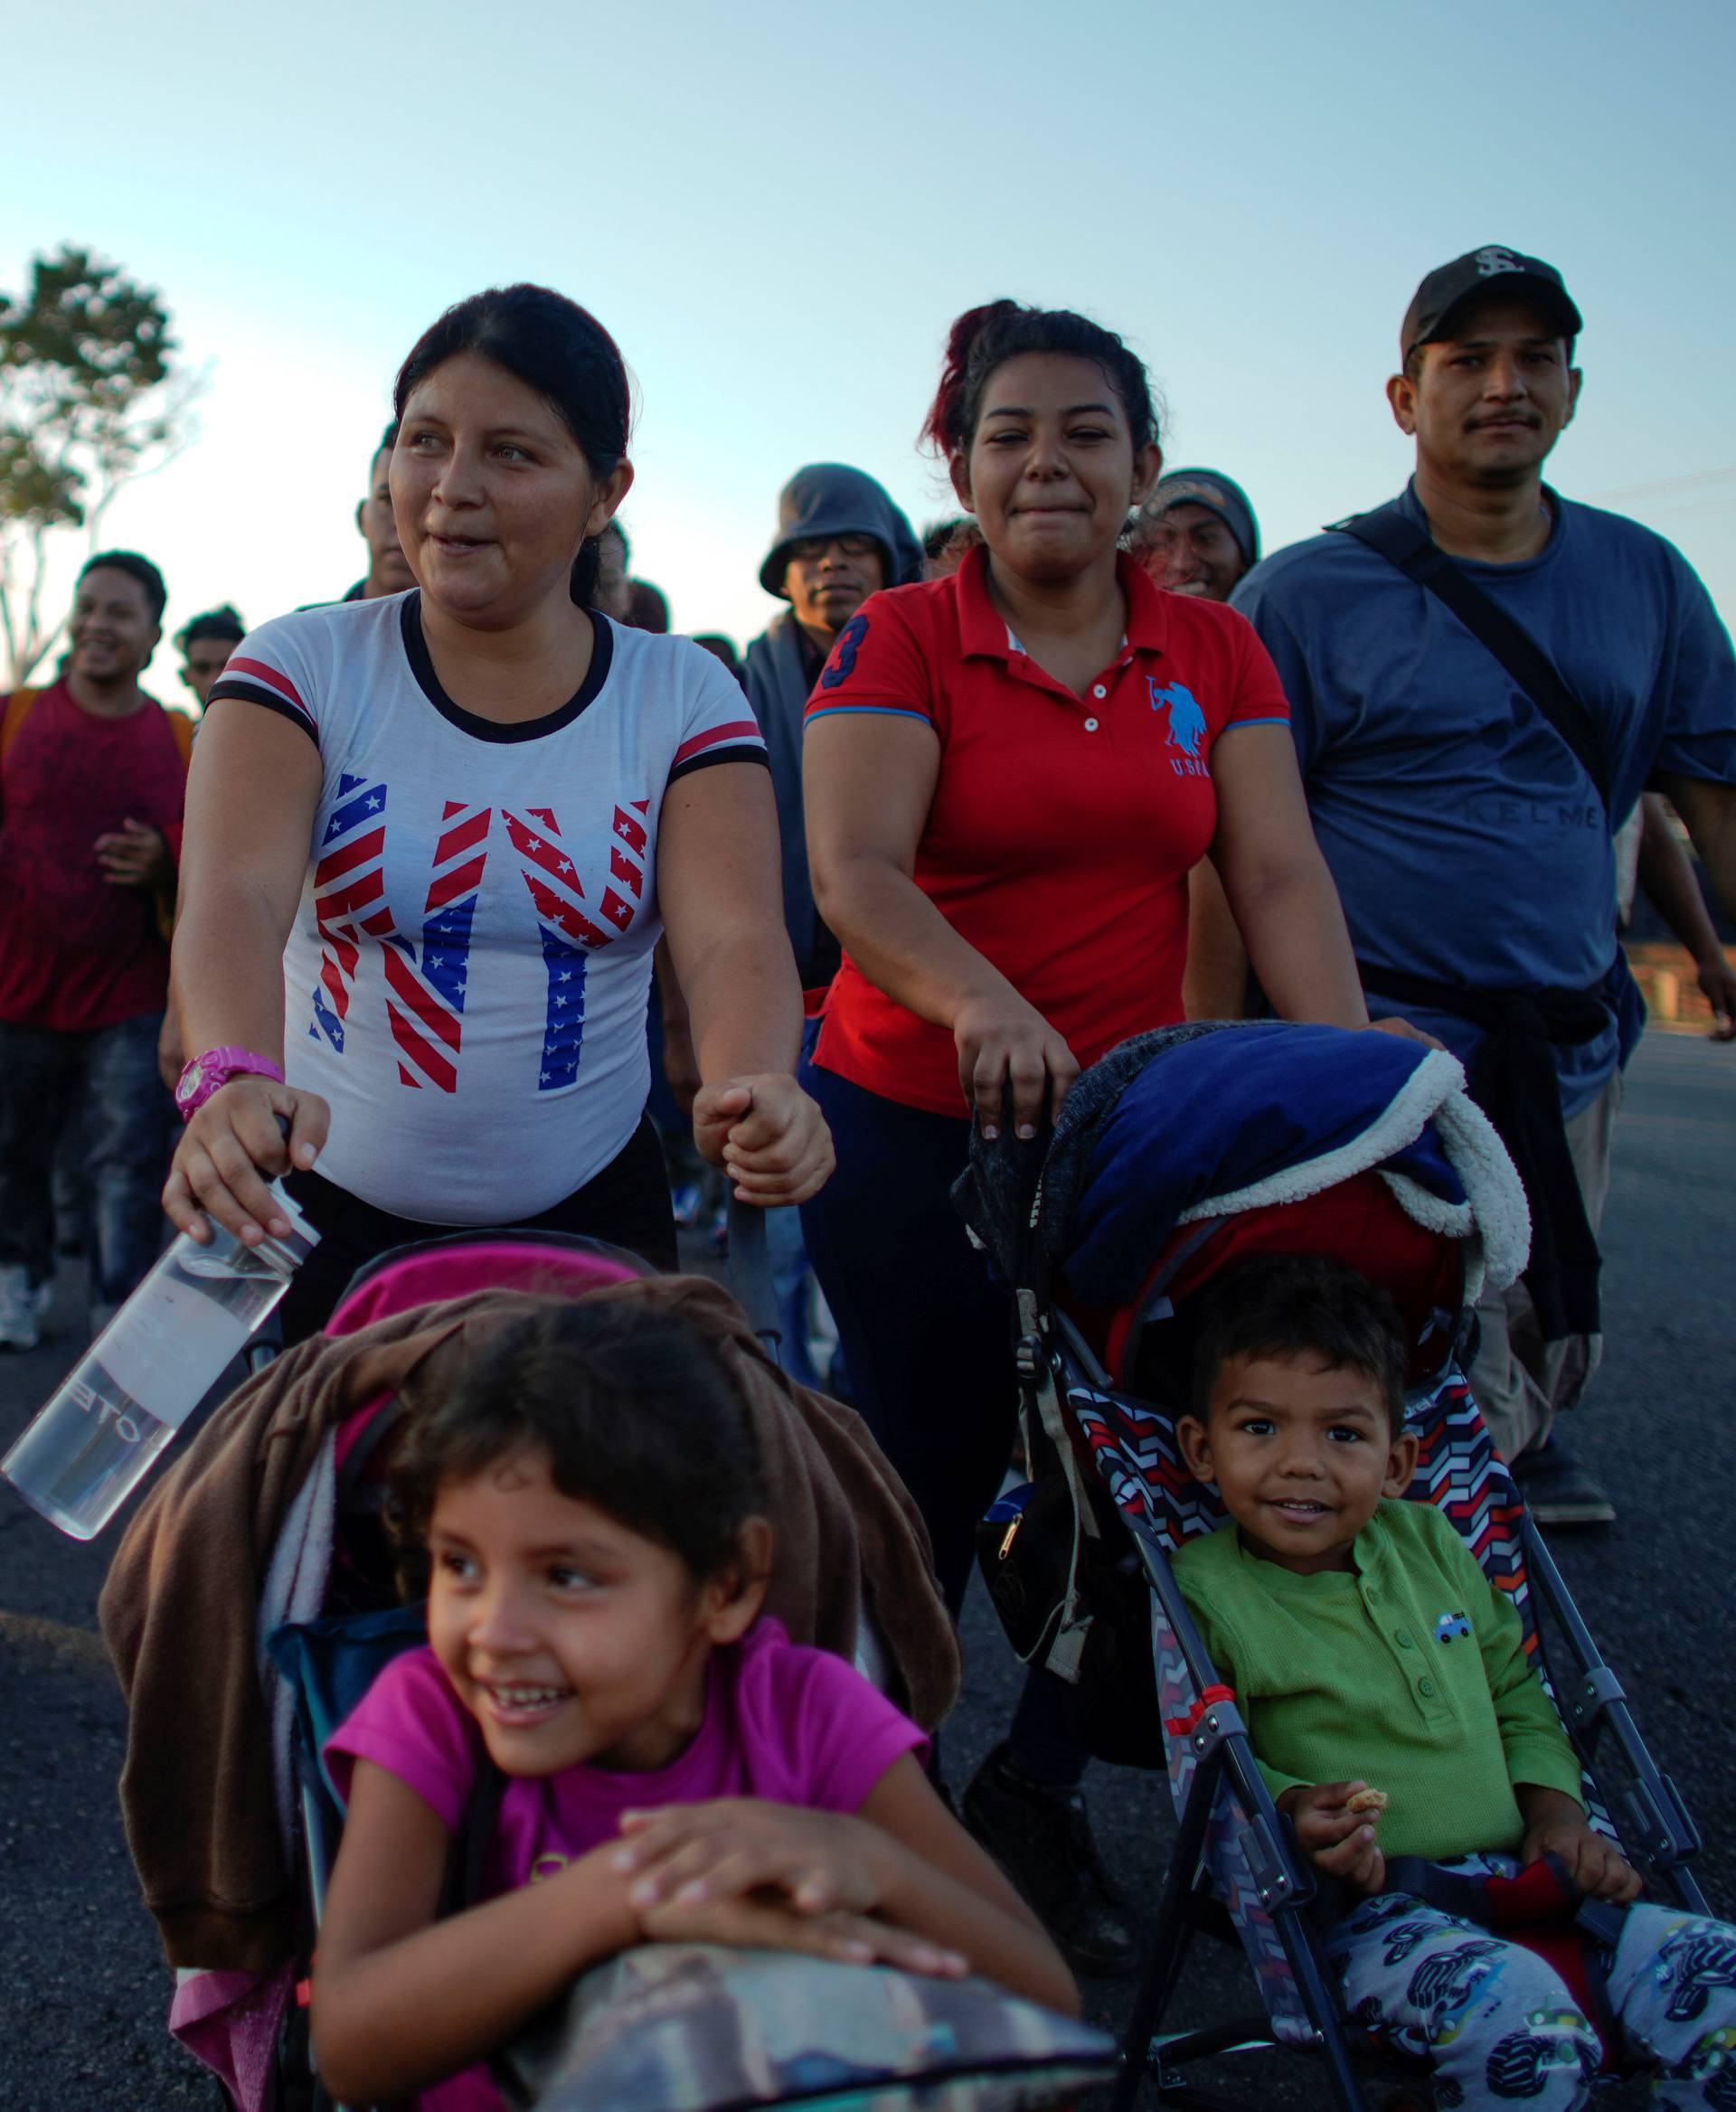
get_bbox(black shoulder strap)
[441,1751,509,1917]
[1334,503,1610,814]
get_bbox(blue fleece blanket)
[1062,1023,1465,1304]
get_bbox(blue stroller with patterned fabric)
[955,1021,1716,2108]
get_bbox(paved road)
[0,1032,1730,2109]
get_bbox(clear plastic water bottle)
[1,1187,318,1540]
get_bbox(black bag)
[976,1462,1164,1769]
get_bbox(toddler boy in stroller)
[956,1019,1726,2108]
[1173,1250,1736,2108]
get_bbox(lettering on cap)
[1474,246,1525,278]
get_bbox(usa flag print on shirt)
[208,593,766,1224]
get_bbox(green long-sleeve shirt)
[1173,1499,1584,1861]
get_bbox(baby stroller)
[955,1021,1712,2110]
[102,1207,980,2112]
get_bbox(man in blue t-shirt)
[1231,246,1736,1526]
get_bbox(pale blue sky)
[5,0,1732,665]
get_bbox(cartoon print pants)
[1325,1858,1736,2107]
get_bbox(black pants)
[278,1114,677,1344]
[799,1056,1087,1787]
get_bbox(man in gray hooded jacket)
[740,467,920,1390]
[744,465,922,992]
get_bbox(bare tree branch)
[83,361,209,544]
[19,524,60,684]
[0,550,19,672]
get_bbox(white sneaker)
[0,1265,52,1352]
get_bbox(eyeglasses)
[785,533,881,562]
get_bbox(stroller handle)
[248,1195,789,1371]
[725,1193,785,1367]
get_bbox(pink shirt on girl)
[326,1618,929,2111]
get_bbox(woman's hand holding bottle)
[164,1079,330,1246]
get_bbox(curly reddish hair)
[920,299,1160,458]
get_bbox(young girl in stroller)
[1173,1252,1736,2109]
[313,1295,1075,2107]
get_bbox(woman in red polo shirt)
[799,300,1378,1975]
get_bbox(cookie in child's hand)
[1345,1787,1389,1815]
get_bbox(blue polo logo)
[1149,680,1209,777]
[1434,1610,1471,1645]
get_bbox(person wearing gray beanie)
[1130,467,1260,603]
[744,465,922,993]
[739,464,920,1392]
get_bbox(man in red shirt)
[0,552,189,1347]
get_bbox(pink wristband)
[175,1047,287,1120]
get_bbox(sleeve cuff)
[803,703,934,727]
[1505,1737,1587,1806]
[1255,1759,1308,1806]
[324,1725,467,1829]
[666,744,772,783]
[835,1721,931,1813]
[204,684,318,745]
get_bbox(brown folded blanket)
[99,1272,959,1971]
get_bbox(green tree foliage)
[0,245,198,684]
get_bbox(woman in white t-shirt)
[165,284,832,1334]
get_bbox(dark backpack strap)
[1334,503,1611,814]
[439,1751,510,1918]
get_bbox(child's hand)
[636,1888,967,1977]
[1518,1788,1643,1903]
[1280,1782,1387,1895]
[616,1800,881,1919]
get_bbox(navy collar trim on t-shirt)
[1398,476,1568,575]
[399,590,616,742]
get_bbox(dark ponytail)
[920,298,1159,459]
[393,284,632,608]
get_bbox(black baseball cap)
[1401,246,1582,363]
